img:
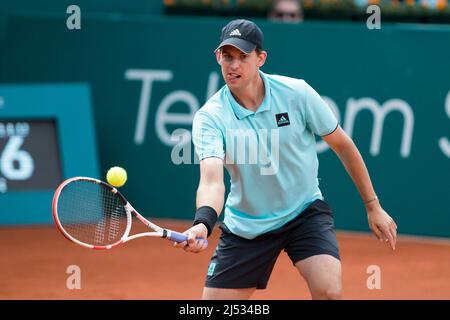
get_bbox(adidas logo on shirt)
[229,29,242,36]
[276,113,290,127]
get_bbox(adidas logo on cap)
[229,29,242,36]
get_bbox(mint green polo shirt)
[192,71,338,239]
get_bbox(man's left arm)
[322,125,398,250]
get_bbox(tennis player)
[174,19,397,300]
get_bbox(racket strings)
[57,180,129,246]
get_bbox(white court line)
[337,230,450,246]
[155,218,450,246]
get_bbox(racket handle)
[168,231,208,247]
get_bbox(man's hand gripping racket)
[52,177,208,250]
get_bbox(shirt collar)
[226,70,271,120]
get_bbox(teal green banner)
[1,14,449,237]
[0,1,162,16]
[0,84,99,224]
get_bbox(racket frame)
[52,176,191,250]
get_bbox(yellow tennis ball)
[106,166,127,187]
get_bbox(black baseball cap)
[216,19,264,54]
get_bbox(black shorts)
[204,199,340,290]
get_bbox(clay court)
[1,219,449,300]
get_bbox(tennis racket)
[52,176,207,250]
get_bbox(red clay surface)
[1,219,450,300]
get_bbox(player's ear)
[215,49,221,65]
[257,50,267,68]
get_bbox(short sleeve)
[303,81,339,136]
[192,110,225,161]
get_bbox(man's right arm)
[174,157,225,253]
[196,157,225,217]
